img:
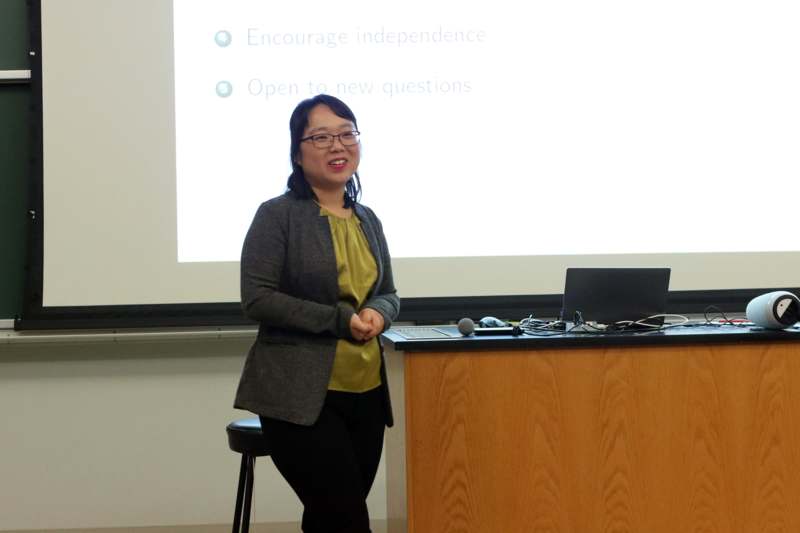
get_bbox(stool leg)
[242,455,256,533]
[232,454,248,533]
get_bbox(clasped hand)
[349,308,384,342]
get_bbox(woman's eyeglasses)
[300,130,360,149]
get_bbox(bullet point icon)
[216,81,233,98]
[215,30,232,47]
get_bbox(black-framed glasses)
[300,130,360,149]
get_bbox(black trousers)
[259,386,386,533]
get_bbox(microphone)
[457,317,475,336]
[457,317,521,336]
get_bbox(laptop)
[560,267,671,329]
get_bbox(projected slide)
[173,0,800,263]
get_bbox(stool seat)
[227,417,271,533]
[226,418,271,456]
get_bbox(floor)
[1,521,388,533]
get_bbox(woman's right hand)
[349,313,373,342]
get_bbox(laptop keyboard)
[392,327,453,339]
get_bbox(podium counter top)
[382,323,800,352]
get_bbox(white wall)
[0,335,387,530]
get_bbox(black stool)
[227,418,271,533]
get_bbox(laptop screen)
[560,267,671,326]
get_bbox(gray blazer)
[233,191,400,426]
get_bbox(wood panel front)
[403,342,800,533]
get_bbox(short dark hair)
[286,94,362,208]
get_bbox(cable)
[515,306,750,337]
[518,315,568,336]
[701,305,749,327]
[613,314,690,331]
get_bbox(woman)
[234,94,400,533]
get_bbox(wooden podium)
[383,326,800,533]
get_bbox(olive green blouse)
[321,206,382,392]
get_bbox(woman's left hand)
[358,308,385,340]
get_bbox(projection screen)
[25,0,800,326]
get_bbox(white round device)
[745,291,800,329]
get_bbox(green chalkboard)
[0,0,30,69]
[0,0,31,320]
